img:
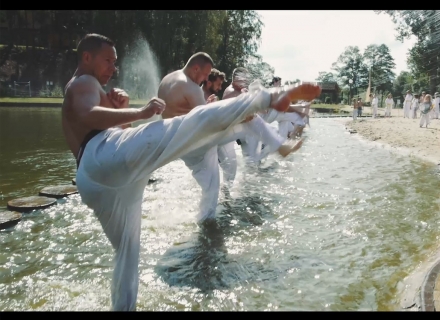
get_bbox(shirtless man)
[201,68,226,101]
[159,56,307,223]
[63,34,321,311]
[201,69,237,191]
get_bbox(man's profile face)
[195,64,212,85]
[84,43,117,85]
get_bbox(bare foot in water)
[270,83,321,112]
[278,138,304,157]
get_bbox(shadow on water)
[154,194,277,292]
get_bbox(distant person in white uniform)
[410,94,419,119]
[403,90,412,118]
[384,93,394,117]
[370,94,378,118]
[433,92,440,119]
[419,94,434,128]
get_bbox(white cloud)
[256,10,417,82]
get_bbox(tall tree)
[375,10,440,94]
[332,46,369,102]
[363,44,396,106]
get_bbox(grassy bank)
[0,97,149,105]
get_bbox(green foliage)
[0,10,275,96]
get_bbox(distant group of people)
[350,90,440,127]
[403,90,439,128]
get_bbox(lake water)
[0,106,439,311]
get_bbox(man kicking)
[201,68,237,191]
[64,33,321,311]
[159,57,304,223]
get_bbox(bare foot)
[278,138,304,157]
[270,83,321,112]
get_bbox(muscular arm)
[71,77,142,130]
[185,84,208,109]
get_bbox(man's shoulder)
[66,75,100,93]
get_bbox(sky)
[256,10,418,83]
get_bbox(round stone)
[7,196,57,213]
[39,185,78,199]
[0,211,22,230]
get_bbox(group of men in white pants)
[63,33,321,311]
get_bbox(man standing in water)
[159,57,304,222]
[63,33,321,311]
[201,68,237,192]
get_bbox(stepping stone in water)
[0,211,22,230]
[39,185,78,199]
[7,196,57,213]
[72,178,76,185]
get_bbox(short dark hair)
[208,68,226,82]
[186,52,214,69]
[77,33,115,62]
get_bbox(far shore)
[336,107,440,166]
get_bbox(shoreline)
[336,110,440,166]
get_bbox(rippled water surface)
[0,107,439,311]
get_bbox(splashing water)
[120,36,162,126]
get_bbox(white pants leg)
[420,113,431,127]
[353,109,357,120]
[75,88,272,311]
[217,142,237,187]
[182,112,285,220]
[404,102,410,118]
[181,146,220,221]
[220,115,285,164]
[275,112,305,138]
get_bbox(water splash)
[120,35,162,126]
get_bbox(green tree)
[363,44,396,106]
[315,71,336,83]
[332,46,369,102]
[375,10,440,94]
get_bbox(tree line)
[314,10,440,106]
[0,10,276,98]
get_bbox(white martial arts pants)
[404,102,411,118]
[261,109,305,139]
[181,113,285,221]
[372,105,378,118]
[75,88,272,311]
[353,109,357,120]
[411,107,418,119]
[420,113,431,127]
[217,142,237,188]
[384,107,392,117]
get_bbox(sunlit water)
[0,107,439,311]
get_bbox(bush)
[325,96,332,104]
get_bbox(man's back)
[159,70,204,119]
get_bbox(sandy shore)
[337,106,440,166]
